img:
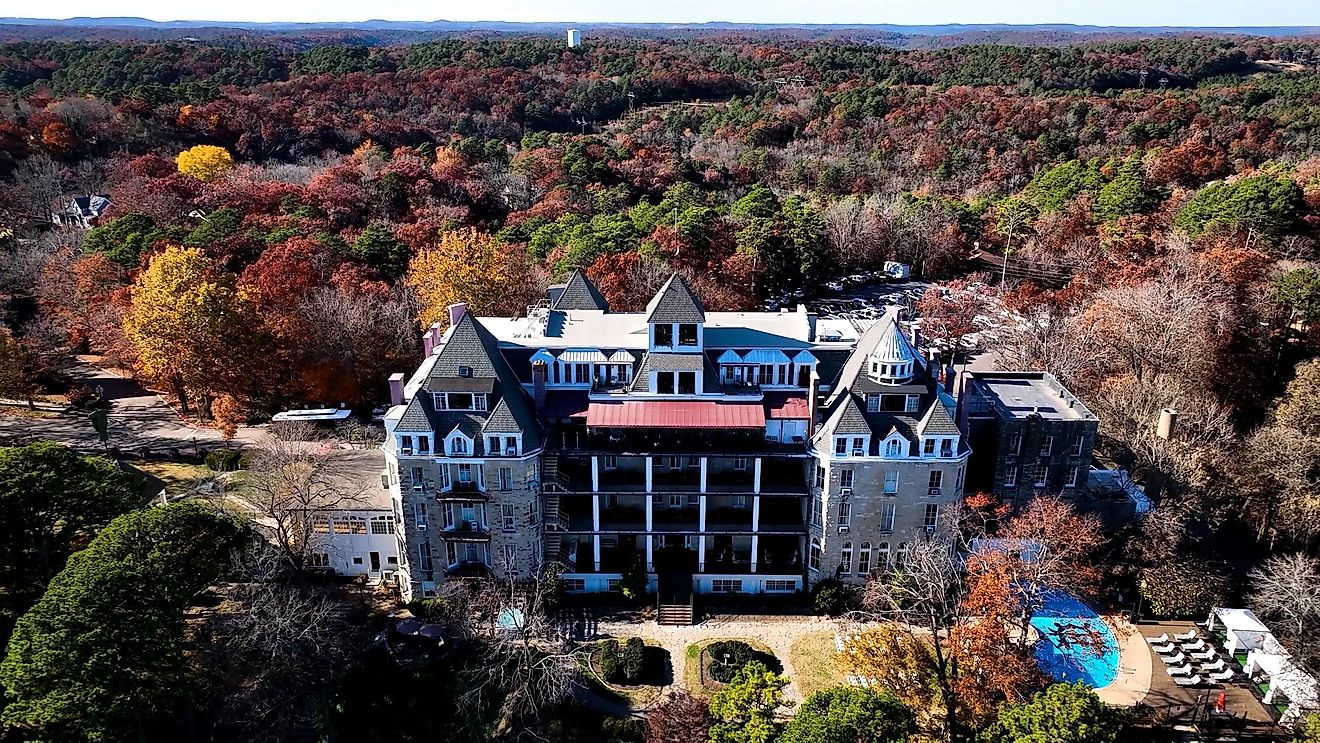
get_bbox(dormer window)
[885,438,902,457]
[654,324,674,347]
[678,324,699,346]
[450,436,469,456]
[458,366,473,378]
[417,437,430,454]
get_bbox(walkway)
[1097,614,1154,706]
[595,615,838,707]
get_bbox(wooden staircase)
[657,569,695,626]
[658,603,694,626]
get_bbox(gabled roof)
[918,392,961,436]
[425,313,543,449]
[551,270,609,312]
[831,396,872,436]
[645,273,706,325]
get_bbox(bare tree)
[1249,552,1320,668]
[236,423,371,572]
[12,154,64,221]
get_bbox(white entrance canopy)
[1245,636,1319,725]
[1206,607,1271,653]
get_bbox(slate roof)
[550,270,609,312]
[645,273,706,324]
[831,396,872,435]
[917,393,961,436]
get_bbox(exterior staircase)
[658,603,694,626]
[657,569,695,626]
[543,493,563,531]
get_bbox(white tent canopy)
[1210,607,1319,726]
[1206,607,1271,653]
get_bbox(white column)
[751,534,759,573]
[645,492,653,532]
[591,456,599,492]
[698,535,706,572]
[645,456,653,492]
[752,495,761,533]
[592,494,601,531]
[700,457,708,493]
[699,494,707,532]
[593,535,601,571]
[753,457,762,493]
[646,535,654,572]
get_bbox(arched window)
[858,542,872,575]
[877,541,890,567]
[450,436,468,455]
[809,538,822,572]
[840,541,853,574]
[895,542,909,567]
[885,438,901,457]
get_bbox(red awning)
[586,401,766,429]
[763,392,810,420]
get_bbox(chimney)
[909,321,921,351]
[448,302,468,327]
[807,370,821,437]
[532,361,547,412]
[927,348,940,370]
[388,372,405,407]
[422,328,436,356]
[1157,408,1178,440]
[943,365,956,395]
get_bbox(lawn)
[789,631,846,699]
[128,460,214,496]
[683,637,778,698]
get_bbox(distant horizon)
[4,0,1318,29]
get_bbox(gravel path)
[594,615,840,708]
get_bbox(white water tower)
[567,29,581,48]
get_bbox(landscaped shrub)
[812,578,852,616]
[601,716,646,743]
[205,448,242,471]
[407,598,449,623]
[1139,558,1233,619]
[599,639,622,681]
[707,640,774,684]
[623,637,645,682]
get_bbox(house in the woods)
[50,194,111,229]
[380,271,974,619]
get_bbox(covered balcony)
[598,456,647,492]
[760,457,809,494]
[599,494,648,531]
[706,457,755,492]
[651,459,701,491]
[706,495,754,531]
[756,534,804,574]
[757,495,807,533]
[652,501,700,531]
[581,426,805,454]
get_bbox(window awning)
[742,349,791,364]
[530,348,556,364]
[791,350,819,365]
[558,348,610,363]
[586,401,766,429]
[717,349,743,364]
[607,349,636,363]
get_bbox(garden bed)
[582,638,671,708]
[683,638,780,696]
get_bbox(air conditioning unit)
[505,447,518,456]
[838,526,850,534]
[401,448,413,455]
[927,487,942,496]
[417,522,427,530]
[851,449,864,457]
[412,483,425,493]
[924,524,936,533]
[839,487,852,497]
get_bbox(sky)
[21,0,1320,27]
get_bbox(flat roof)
[969,371,1097,421]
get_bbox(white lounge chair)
[1183,639,1209,653]
[1146,633,1171,644]
[1174,674,1204,687]
[1162,652,1188,665]
[1190,648,1217,662]
[1201,659,1229,673]
[1175,629,1199,641]
[1153,642,1180,654]
[1209,668,1235,682]
[1167,663,1195,676]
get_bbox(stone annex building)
[380,271,988,608]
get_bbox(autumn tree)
[646,689,712,743]
[406,227,538,328]
[176,144,235,182]
[1248,552,1320,673]
[210,394,246,442]
[122,246,268,416]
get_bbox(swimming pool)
[1030,590,1119,688]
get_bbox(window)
[410,466,425,487]
[838,501,851,526]
[896,542,909,566]
[880,503,896,532]
[488,436,500,455]
[883,470,899,494]
[885,439,902,457]
[669,494,684,507]
[501,544,517,571]
[1004,465,1018,488]
[814,465,825,489]
[499,467,513,490]
[474,395,487,411]
[811,497,823,527]
[905,395,920,413]
[417,437,430,454]
[866,394,880,412]
[852,437,865,456]
[450,437,468,455]
[1009,433,1022,454]
[505,436,518,455]
[388,556,398,565]
[1034,460,1049,487]
[712,579,743,593]
[418,543,433,572]
[809,538,822,571]
[574,363,590,385]
[879,394,906,412]
[370,516,395,535]
[688,456,700,467]
[669,456,681,469]
[501,504,515,531]
[840,469,854,489]
[657,372,676,394]
[687,492,699,506]
[923,439,937,456]
[458,365,473,378]
[733,494,746,508]
[654,323,673,347]
[940,439,954,457]
[1040,436,1054,456]
[448,392,474,410]
[562,578,586,592]
[835,438,848,456]
[438,464,451,490]
[877,542,890,567]
[734,457,748,471]
[446,541,457,566]
[352,556,364,565]
[678,323,699,346]
[924,504,939,529]
[458,463,473,483]
[1066,465,1080,488]
[955,467,964,493]
[765,580,796,592]
[840,541,853,574]
[347,517,367,535]
[312,515,331,534]
[1070,434,1084,456]
[308,552,329,568]
[528,502,539,525]
[413,504,428,530]
[603,455,618,469]
[677,371,697,394]
[606,578,622,592]
[928,470,943,492]
[400,435,413,453]
[858,542,872,574]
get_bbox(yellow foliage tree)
[123,246,264,416]
[176,144,235,182]
[405,227,535,329]
[836,624,942,714]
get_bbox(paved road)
[0,362,263,452]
